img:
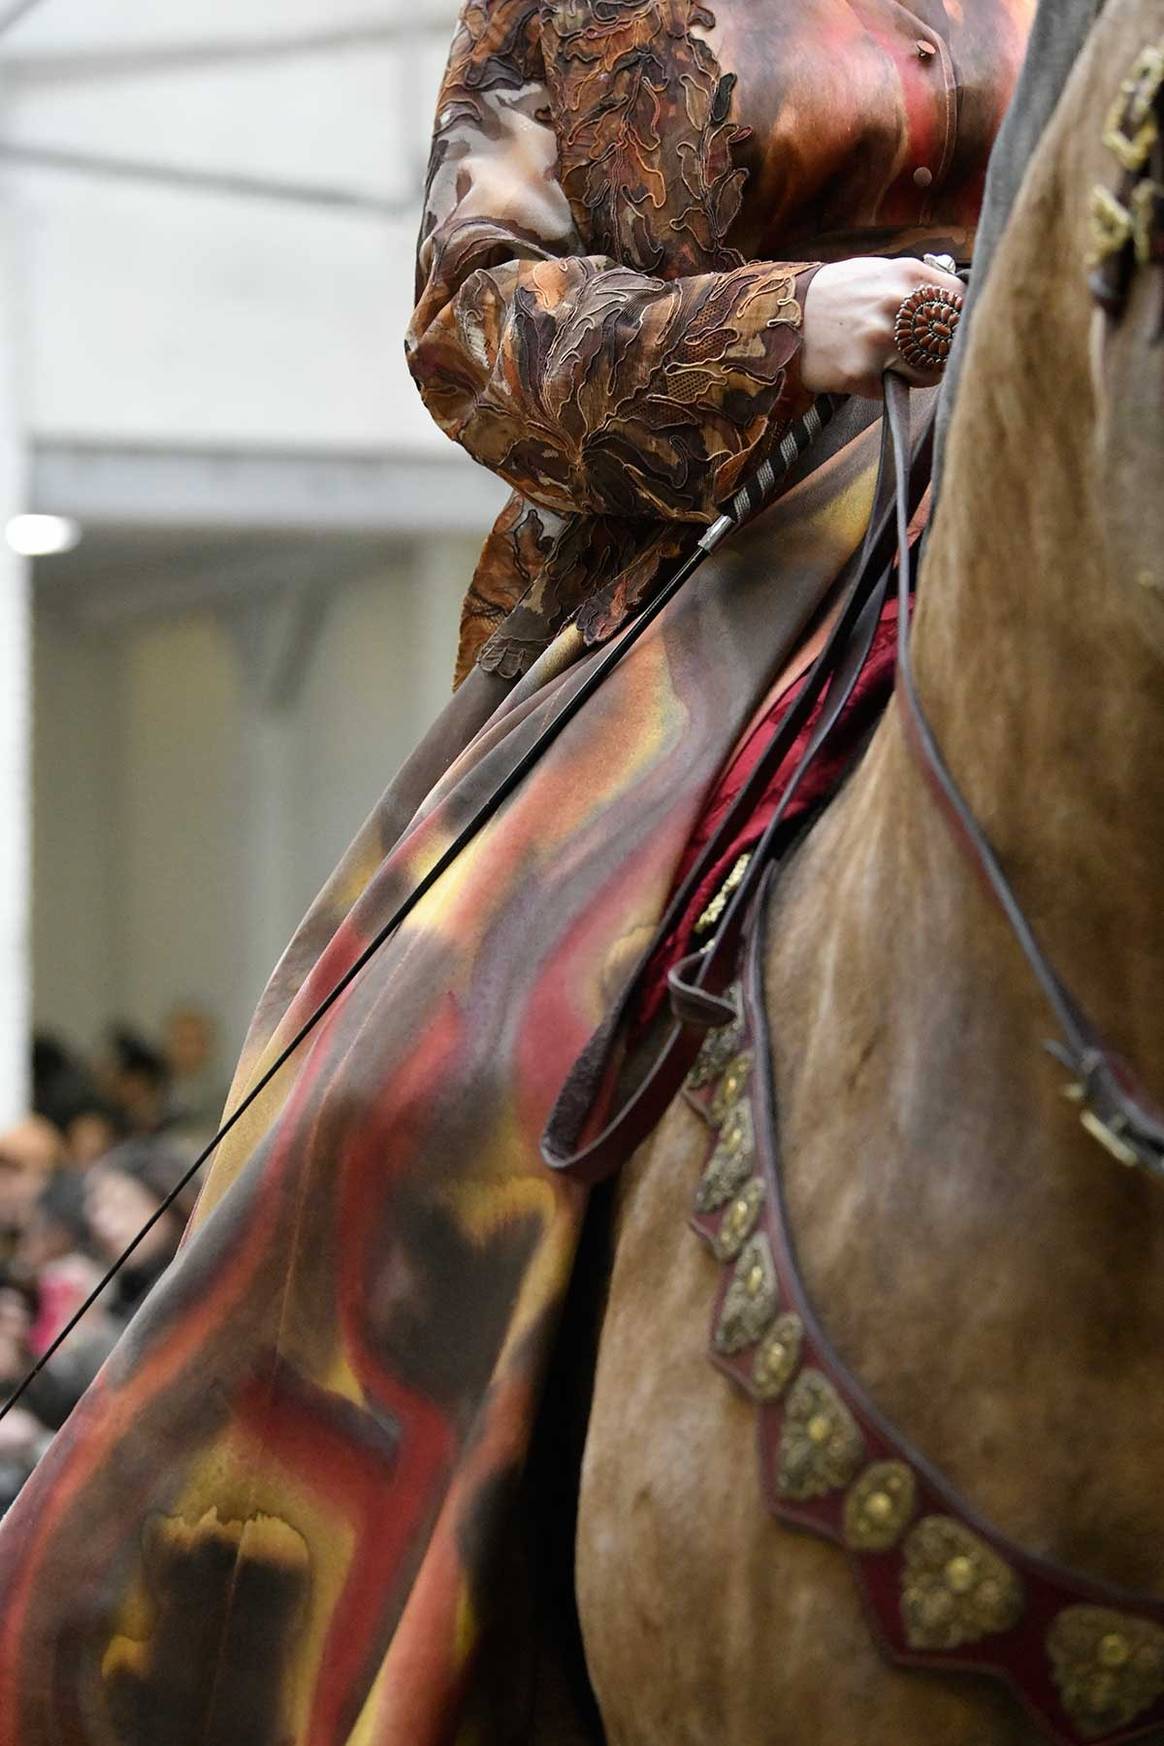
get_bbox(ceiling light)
[4,514,82,557]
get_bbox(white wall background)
[3,0,456,451]
[32,542,473,1059]
[0,179,31,1121]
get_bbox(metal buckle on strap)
[1079,1108,1145,1170]
[1055,1053,1164,1179]
[1061,1080,1143,1170]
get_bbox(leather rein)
[884,373,1164,1182]
[542,372,1164,1189]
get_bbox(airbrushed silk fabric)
[0,4,1031,1743]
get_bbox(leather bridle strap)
[548,372,1164,1191]
[883,371,1164,1180]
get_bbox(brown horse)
[574,1,1164,1742]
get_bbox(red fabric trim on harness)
[637,595,902,1028]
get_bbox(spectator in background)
[53,1088,122,1169]
[30,1037,73,1117]
[32,1034,123,1167]
[164,1004,228,1140]
[84,1136,193,1314]
[0,1027,209,1499]
[0,1277,54,1516]
[0,1130,197,1448]
[0,1027,209,1518]
[5,1168,119,1441]
[15,1171,108,1358]
[0,1118,65,1270]
[103,1027,174,1137]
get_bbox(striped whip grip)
[699,394,840,554]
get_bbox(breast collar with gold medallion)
[679,374,1164,1746]
[685,908,1164,1746]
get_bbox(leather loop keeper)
[666,960,739,1029]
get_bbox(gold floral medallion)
[1102,43,1163,173]
[1131,175,1163,266]
[714,1233,779,1355]
[901,1517,1023,1651]
[712,1177,765,1262]
[694,1099,754,1213]
[1090,184,1135,268]
[1090,42,1164,271]
[843,1461,918,1553]
[686,992,744,1091]
[752,1312,804,1401]
[1047,1605,1164,1739]
[776,1369,864,1501]
[710,1053,752,1127]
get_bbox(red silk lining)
[638,595,902,1027]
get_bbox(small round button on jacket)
[913,165,934,189]
[915,38,937,58]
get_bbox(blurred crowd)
[0,1007,227,1515]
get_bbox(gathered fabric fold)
[0,400,889,1746]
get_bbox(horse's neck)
[766,10,1164,1587]
[897,0,1164,1102]
[904,392,1164,1104]
[767,507,1164,1588]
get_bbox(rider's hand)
[800,256,965,399]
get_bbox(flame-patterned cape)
[0,1,1030,1740]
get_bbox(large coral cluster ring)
[893,283,965,372]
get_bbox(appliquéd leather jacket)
[406,0,1033,685]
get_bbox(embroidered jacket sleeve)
[406,0,819,525]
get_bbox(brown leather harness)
[686,911,1164,1746]
[544,377,1164,1186]
[543,373,1164,1743]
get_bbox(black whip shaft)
[0,395,839,1424]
